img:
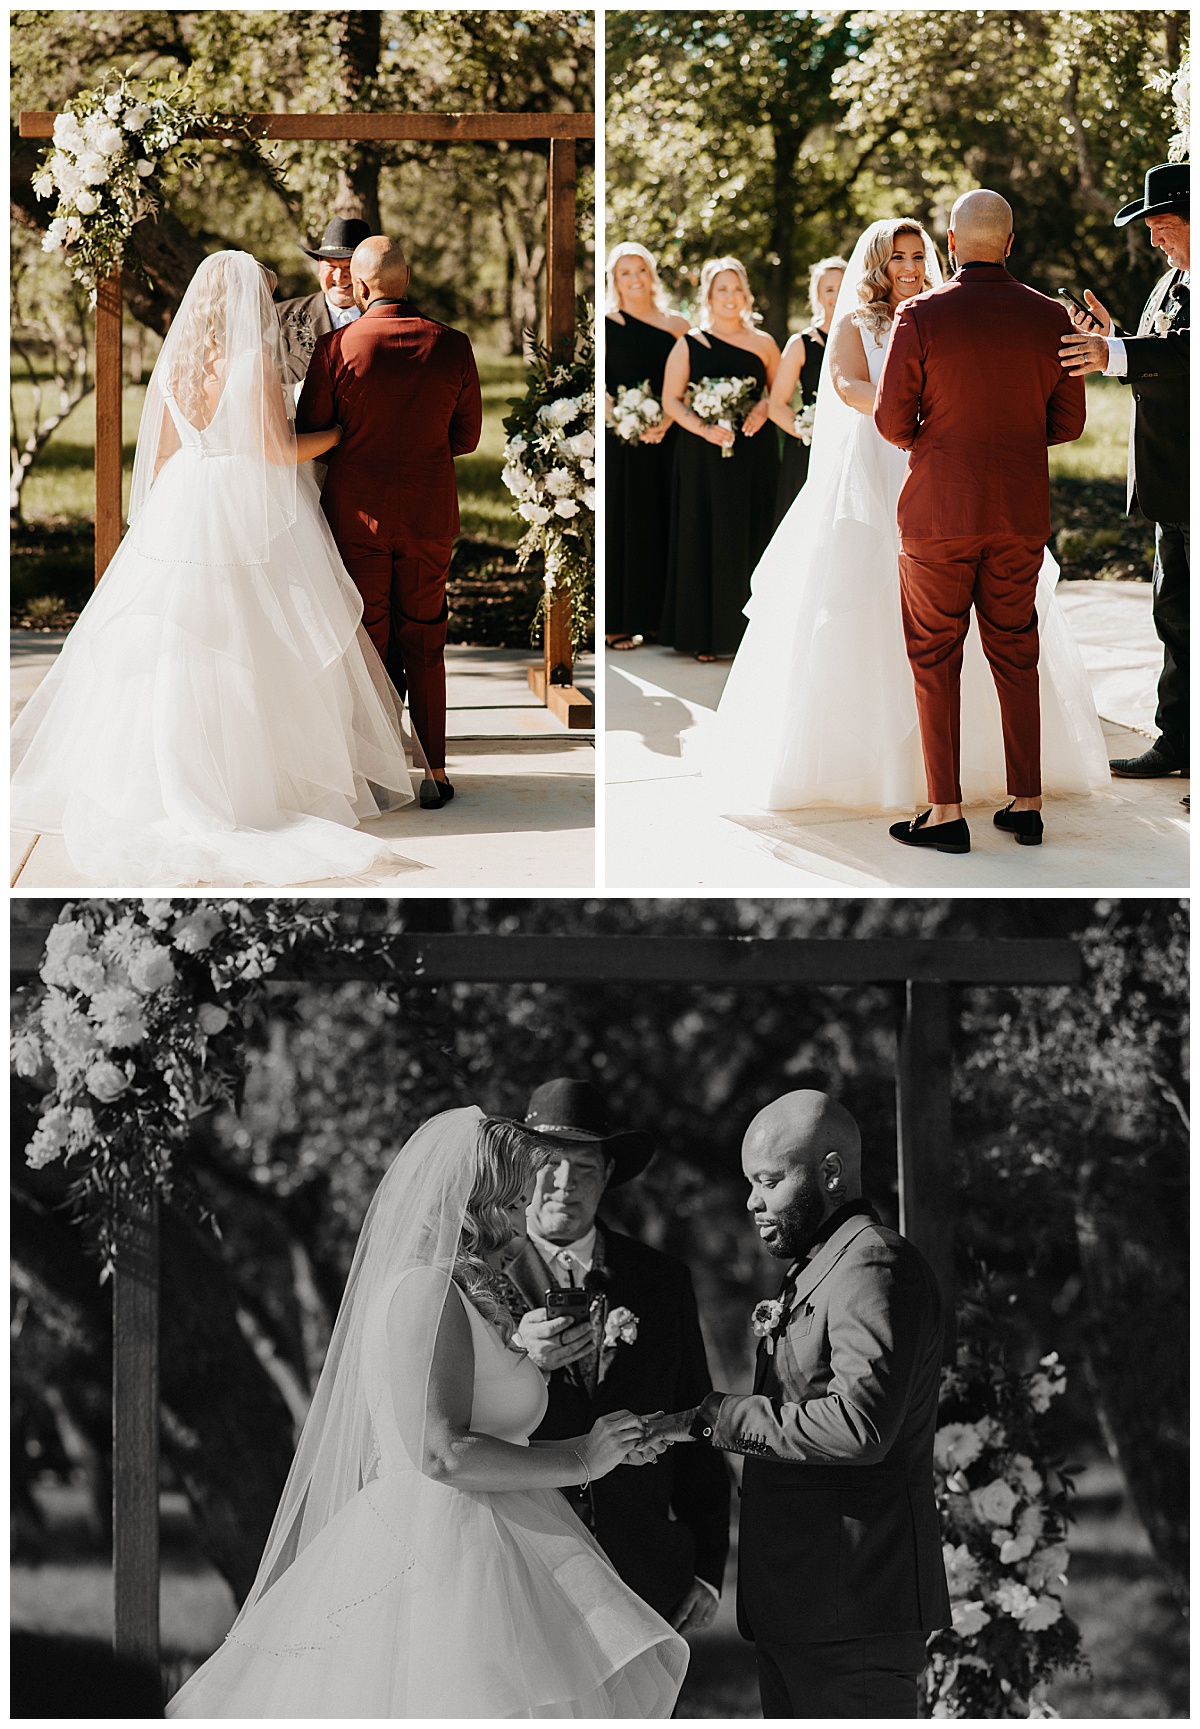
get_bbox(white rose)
[136,159,155,179]
[566,430,596,458]
[74,190,99,215]
[127,944,177,994]
[970,1478,1018,1527]
[951,1600,991,1637]
[197,1003,230,1036]
[124,104,152,131]
[554,498,579,518]
[86,1060,129,1103]
[996,1531,1036,1564]
[171,908,226,953]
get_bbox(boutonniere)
[597,1305,638,1383]
[751,1297,787,1355]
[1152,307,1176,335]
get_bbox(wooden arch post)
[11,927,1082,1681]
[18,110,595,725]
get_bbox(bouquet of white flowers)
[610,381,663,444]
[793,402,817,446]
[32,76,267,294]
[501,307,596,651]
[686,374,761,457]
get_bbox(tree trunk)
[12,1158,297,1607]
[1074,1150,1188,1608]
[764,125,802,343]
[330,9,382,231]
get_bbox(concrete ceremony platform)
[11,639,595,889]
[606,581,1187,891]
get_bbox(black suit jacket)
[503,1224,731,1619]
[1119,269,1190,525]
[707,1210,951,1645]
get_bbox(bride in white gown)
[708,219,1110,810]
[167,1108,688,1719]
[11,250,426,887]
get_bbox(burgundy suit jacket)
[873,263,1085,540]
[297,299,482,558]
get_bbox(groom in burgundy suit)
[874,189,1086,853]
[298,236,482,805]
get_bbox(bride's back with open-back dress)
[166,1109,688,1719]
[708,231,1109,810]
[11,251,419,886]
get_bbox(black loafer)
[419,777,455,809]
[1109,743,1188,778]
[888,811,971,854]
[993,803,1044,846]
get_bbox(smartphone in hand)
[1057,287,1102,331]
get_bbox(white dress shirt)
[529,1226,598,1285]
[326,297,361,331]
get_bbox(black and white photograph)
[11,10,596,892]
[10,897,1188,1718]
[603,10,1189,891]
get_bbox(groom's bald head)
[948,189,1014,265]
[350,236,411,307]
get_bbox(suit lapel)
[789,1213,877,1311]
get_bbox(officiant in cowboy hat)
[1060,161,1190,790]
[498,1078,731,1633]
[276,216,372,385]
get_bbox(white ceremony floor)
[11,641,595,890]
[606,581,1188,891]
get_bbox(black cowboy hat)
[299,217,372,261]
[522,1078,654,1186]
[1114,162,1190,227]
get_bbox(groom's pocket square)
[789,1302,816,1336]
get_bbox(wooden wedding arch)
[17,109,595,727]
[11,923,1082,1678]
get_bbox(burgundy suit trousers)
[898,535,1043,804]
[335,528,450,771]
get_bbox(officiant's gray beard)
[765,1181,828,1259]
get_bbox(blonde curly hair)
[453,1117,550,1341]
[698,256,760,330]
[852,220,937,339]
[605,242,672,315]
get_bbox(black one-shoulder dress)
[659,332,778,658]
[773,326,828,528]
[605,313,679,639]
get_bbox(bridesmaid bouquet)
[686,375,761,457]
[793,402,817,446]
[610,382,663,443]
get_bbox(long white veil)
[706,222,941,807]
[127,249,298,565]
[231,1105,487,1623]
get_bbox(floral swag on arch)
[12,900,342,1273]
[32,76,266,297]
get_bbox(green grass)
[1048,375,1129,482]
[11,346,526,545]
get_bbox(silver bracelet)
[573,1448,591,1491]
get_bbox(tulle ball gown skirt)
[166,1470,689,1718]
[10,459,419,886]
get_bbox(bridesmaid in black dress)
[604,244,689,648]
[659,257,780,660]
[768,255,846,527]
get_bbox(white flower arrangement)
[501,313,596,652]
[686,374,762,457]
[793,402,817,446]
[13,901,340,1273]
[921,1282,1083,1718]
[32,76,258,294]
[610,381,664,444]
[1149,43,1190,163]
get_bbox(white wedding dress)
[709,262,1110,811]
[11,252,419,887]
[167,1272,688,1718]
